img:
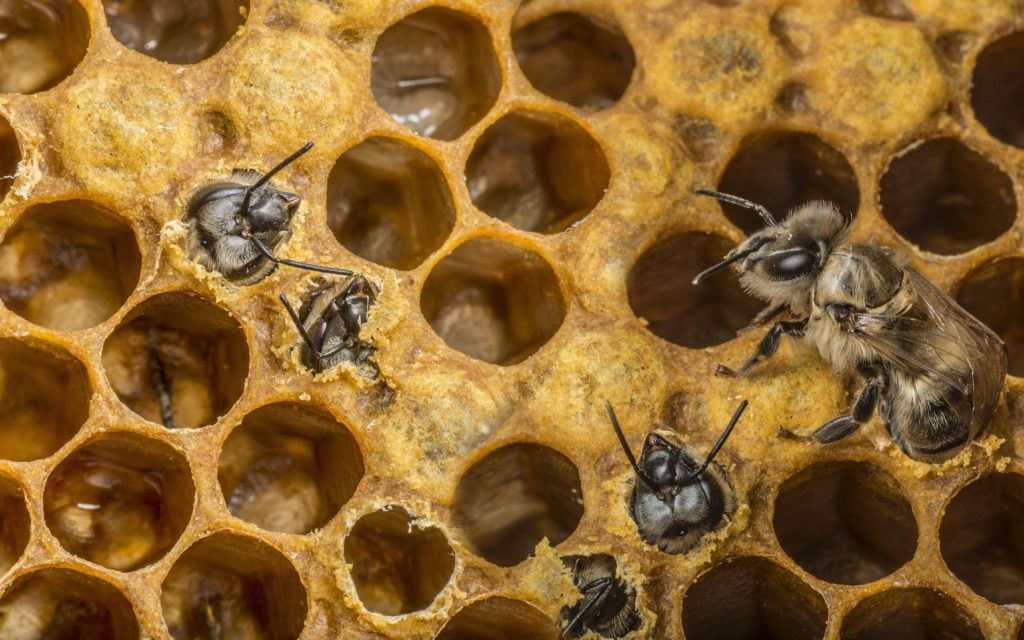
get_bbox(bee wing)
[851,269,1007,433]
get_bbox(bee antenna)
[692,245,757,285]
[682,399,748,483]
[241,141,315,213]
[696,189,777,227]
[605,402,659,494]
[279,294,320,353]
[250,235,354,277]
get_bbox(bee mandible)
[693,189,1007,462]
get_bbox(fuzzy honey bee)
[279,275,380,376]
[606,399,747,554]
[559,554,640,639]
[693,190,1007,462]
[186,142,353,285]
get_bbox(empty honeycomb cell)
[681,556,828,640]
[435,596,559,640]
[839,588,983,640]
[773,461,918,585]
[326,137,456,270]
[0,567,139,639]
[939,473,1024,604]
[0,475,29,576]
[199,110,238,155]
[0,339,89,461]
[43,431,195,571]
[0,200,142,331]
[879,137,1016,255]
[714,130,859,234]
[102,292,249,430]
[102,0,249,64]
[218,402,364,535]
[511,11,635,110]
[0,0,90,94]
[956,257,1024,377]
[161,532,307,640]
[465,110,610,234]
[627,232,761,349]
[453,443,583,567]
[343,506,455,615]
[371,7,501,141]
[420,237,565,365]
[971,31,1024,148]
[0,117,18,204]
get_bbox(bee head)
[246,188,300,232]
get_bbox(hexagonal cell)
[102,292,249,429]
[956,257,1024,377]
[627,232,761,349]
[161,532,307,640]
[971,31,1024,148]
[371,7,501,140]
[773,461,917,585]
[879,137,1016,255]
[511,12,635,110]
[453,443,583,567]
[218,402,364,535]
[326,137,455,270]
[0,0,90,94]
[0,475,29,576]
[0,339,89,461]
[0,117,19,204]
[343,506,454,615]
[0,567,139,639]
[436,597,559,640]
[714,130,859,234]
[940,473,1024,604]
[840,588,983,640]
[465,110,610,233]
[43,432,195,571]
[420,238,565,365]
[682,556,827,640]
[102,0,249,64]
[0,200,142,331]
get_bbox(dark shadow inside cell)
[436,597,559,640]
[0,0,90,93]
[840,588,983,640]
[0,476,29,576]
[956,257,1024,377]
[971,31,1024,148]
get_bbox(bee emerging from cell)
[559,554,641,639]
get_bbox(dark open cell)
[161,532,307,640]
[627,231,761,348]
[102,292,249,429]
[0,116,19,203]
[956,257,1024,377]
[43,432,196,571]
[773,461,918,585]
[219,402,364,535]
[371,7,501,140]
[435,597,559,640]
[840,588,983,640]
[0,475,29,576]
[327,137,455,270]
[971,31,1024,148]
[940,473,1024,604]
[512,11,635,110]
[0,567,139,639]
[453,443,583,567]
[0,200,142,331]
[879,137,1016,255]
[715,130,859,234]
[682,556,827,640]
[0,0,90,93]
[103,0,250,64]
[421,238,565,365]
[344,506,455,615]
[465,110,610,234]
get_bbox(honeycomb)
[0,0,1021,638]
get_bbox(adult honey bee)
[606,399,747,554]
[559,554,640,639]
[278,275,379,376]
[186,142,353,285]
[693,190,1007,462]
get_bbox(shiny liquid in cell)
[103,0,248,64]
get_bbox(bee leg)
[145,331,175,429]
[782,378,881,444]
[562,577,612,638]
[717,319,806,377]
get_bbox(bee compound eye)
[762,246,818,280]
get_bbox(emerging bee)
[693,190,1007,462]
[186,142,352,285]
[559,554,640,639]
[606,399,748,554]
[279,275,379,376]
